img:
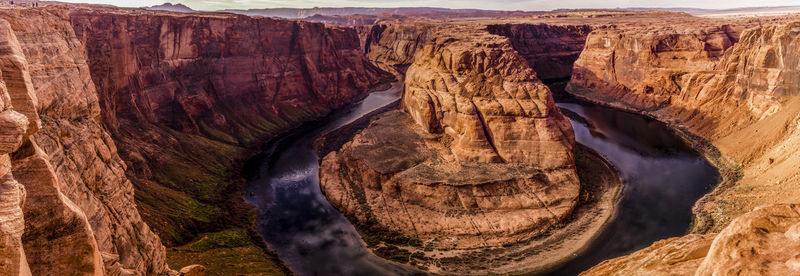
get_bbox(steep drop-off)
[1,4,394,275]
[561,14,800,275]
[317,22,622,274]
[583,204,800,275]
[0,7,169,275]
[363,23,433,70]
[68,7,391,248]
[487,23,592,81]
[567,18,800,232]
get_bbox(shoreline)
[564,83,741,234]
[166,77,398,275]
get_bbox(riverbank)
[564,83,739,234]
[166,77,397,275]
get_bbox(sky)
[55,0,800,12]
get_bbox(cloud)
[56,0,800,12]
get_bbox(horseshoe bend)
[1,2,800,276]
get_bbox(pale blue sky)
[56,0,800,12]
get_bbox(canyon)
[1,2,800,276]
[0,4,391,275]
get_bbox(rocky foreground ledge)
[583,204,800,275]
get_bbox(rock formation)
[582,204,800,275]
[559,13,800,275]
[321,24,579,252]
[487,24,592,81]
[1,3,390,275]
[0,7,170,275]
[567,17,800,231]
[363,23,433,70]
[68,7,391,246]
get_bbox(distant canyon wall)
[487,23,592,81]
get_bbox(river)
[243,83,719,275]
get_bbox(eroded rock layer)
[583,204,800,276]
[1,4,393,275]
[487,23,592,81]
[364,23,432,69]
[321,25,579,250]
[557,13,800,275]
[567,18,800,232]
[0,7,169,276]
[68,7,391,245]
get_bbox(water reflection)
[243,83,422,276]
[243,82,718,276]
[547,101,719,275]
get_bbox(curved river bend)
[243,83,719,275]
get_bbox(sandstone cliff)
[68,7,391,247]
[487,23,592,81]
[363,23,433,70]
[2,4,391,275]
[567,18,800,232]
[0,7,168,275]
[320,23,583,273]
[561,15,800,275]
[582,204,800,276]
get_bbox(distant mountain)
[146,3,195,13]
[222,7,504,19]
[621,5,800,16]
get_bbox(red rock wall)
[0,7,170,275]
[364,23,432,69]
[68,7,391,245]
[487,23,592,81]
[566,20,800,231]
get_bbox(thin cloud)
[56,0,800,12]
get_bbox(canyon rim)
[1,1,800,276]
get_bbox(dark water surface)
[243,83,718,275]
[547,99,718,275]
[242,83,422,276]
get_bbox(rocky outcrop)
[567,19,800,232]
[564,15,800,275]
[0,7,170,275]
[364,23,432,69]
[487,24,592,81]
[0,4,391,275]
[68,7,391,245]
[0,20,34,275]
[582,204,800,276]
[321,25,579,251]
[582,234,715,275]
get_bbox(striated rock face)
[487,24,592,81]
[582,234,715,275]
[569,23,742,114]
[403,26,576,167]
[0,5,391,275]
[364,23,432,69]
[567,19,800,231]
[696,204,800,275]
[68,7,391,245]
[321,25,579,250]
[0,7,170,275]
[583,204,800,276]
